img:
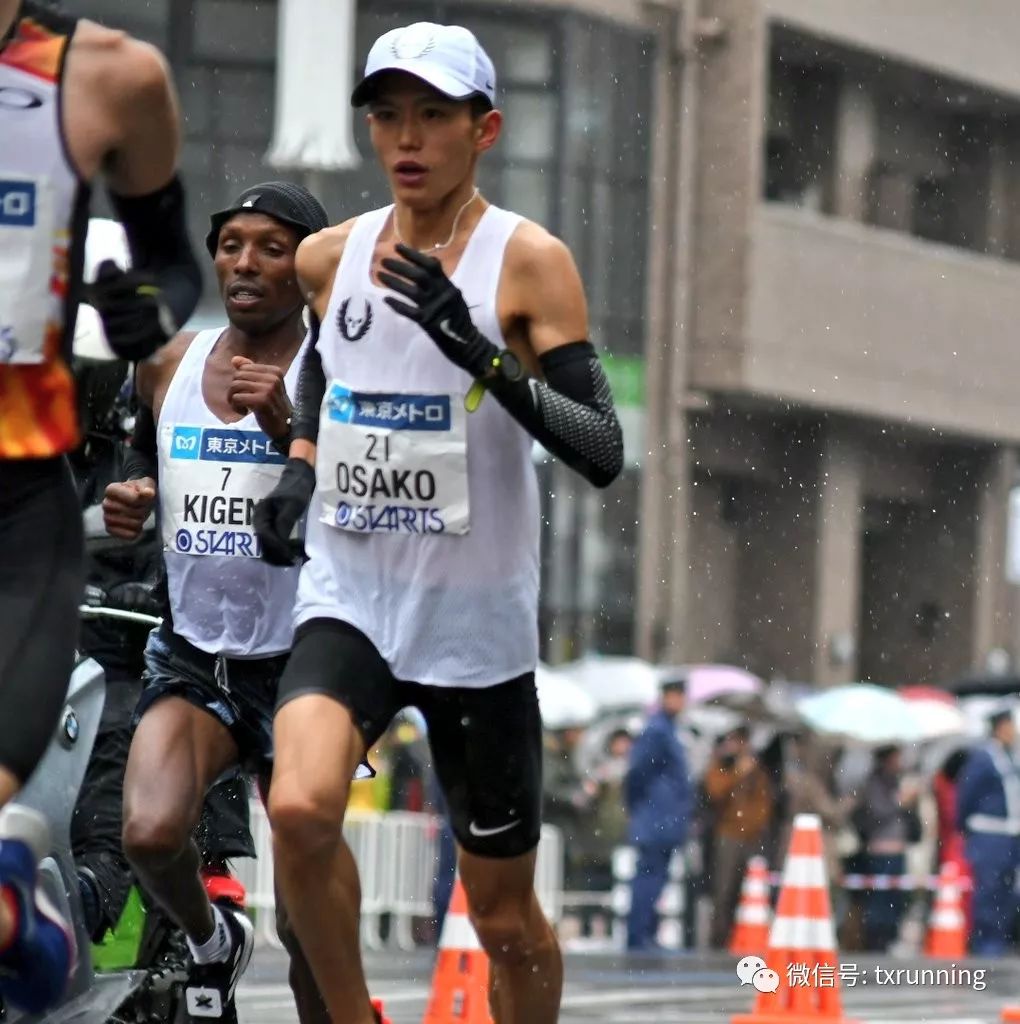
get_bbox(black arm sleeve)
[109,175,202,332]
[487,341,624,489]
[122,402,157,480]
[292,315,327,445]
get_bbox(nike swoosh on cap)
[468,819,521,838]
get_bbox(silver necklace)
[393,188,480,253]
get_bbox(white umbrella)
[535,663,598,730]
[904,698,967,741]
[557,654,660,712]
[796,684,922,744]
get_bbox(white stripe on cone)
[770,915,837,951]
[736,905,771,925]
[781,855,828,888]
[439,913,482,951]
[931,909,965,929]
[743,879,769,898]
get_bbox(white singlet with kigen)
[296,204,541,687]
[158,328,305,657]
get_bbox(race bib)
[0,175,56,364]
[317,381,469,536]
[160,423,287,558]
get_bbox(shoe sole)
[226,911,254,999]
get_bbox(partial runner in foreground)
[0,0,200,1011]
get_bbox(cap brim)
[351,62,483,107]
[205,208,310,259]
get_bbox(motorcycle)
[3,607,191,1024]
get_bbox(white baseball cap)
[351,22,496,108]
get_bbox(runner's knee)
[469,904,540,967]
[122,804,194,869]
[268,781,347,857]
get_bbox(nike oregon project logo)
[338,298,373,342]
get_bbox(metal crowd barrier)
[234,802,565,949]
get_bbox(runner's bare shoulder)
[64,21,178,185]
[503,219,578,282]
[500,219,588,354]
[68,21,173,110]
[296,218,358,299]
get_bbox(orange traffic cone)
[732,814,857,1024]
[730,856,773,956]
[371,997,393,1024]
[423,876,493,1024]
[1002,1007,1020,1023]
[924,861,966,958]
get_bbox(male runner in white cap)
[256,22,623,1024]
[0,0,200,1011]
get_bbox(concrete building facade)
[68,0,1020,685]
[637,0,1020,686]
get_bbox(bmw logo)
[63,710,79,744]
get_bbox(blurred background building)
[66,0,1020,687]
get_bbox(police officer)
[957,707,1020,955]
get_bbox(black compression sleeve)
[123,402,157,480]
[109,175,202,332]
[292,319,326,445]
[486,341,624,488]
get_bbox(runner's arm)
[286,224,352,466]
[486,230,623,488]
[288,323,326,462]
[122,402,157,481]
[96,38,201,348]
[379,231,623,488]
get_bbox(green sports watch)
[465,349,526,412]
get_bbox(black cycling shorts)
[277,618,543,859]
[0,457,84,782]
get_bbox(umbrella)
[709,687,804,731]
[557,655,660,712]
[796,684,922,744]
[947,674,1020,698]
[899,685,955,704]
[898,686,967,741]
[959,695,1020,739]
[671,664,764,705]
[535,663,598,730]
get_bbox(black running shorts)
[277,618,543,859]
[134,623,285,773]
[0,457,84,782]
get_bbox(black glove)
[379,244,498,378]
[254,458,315,567]
[86,259,178,362]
